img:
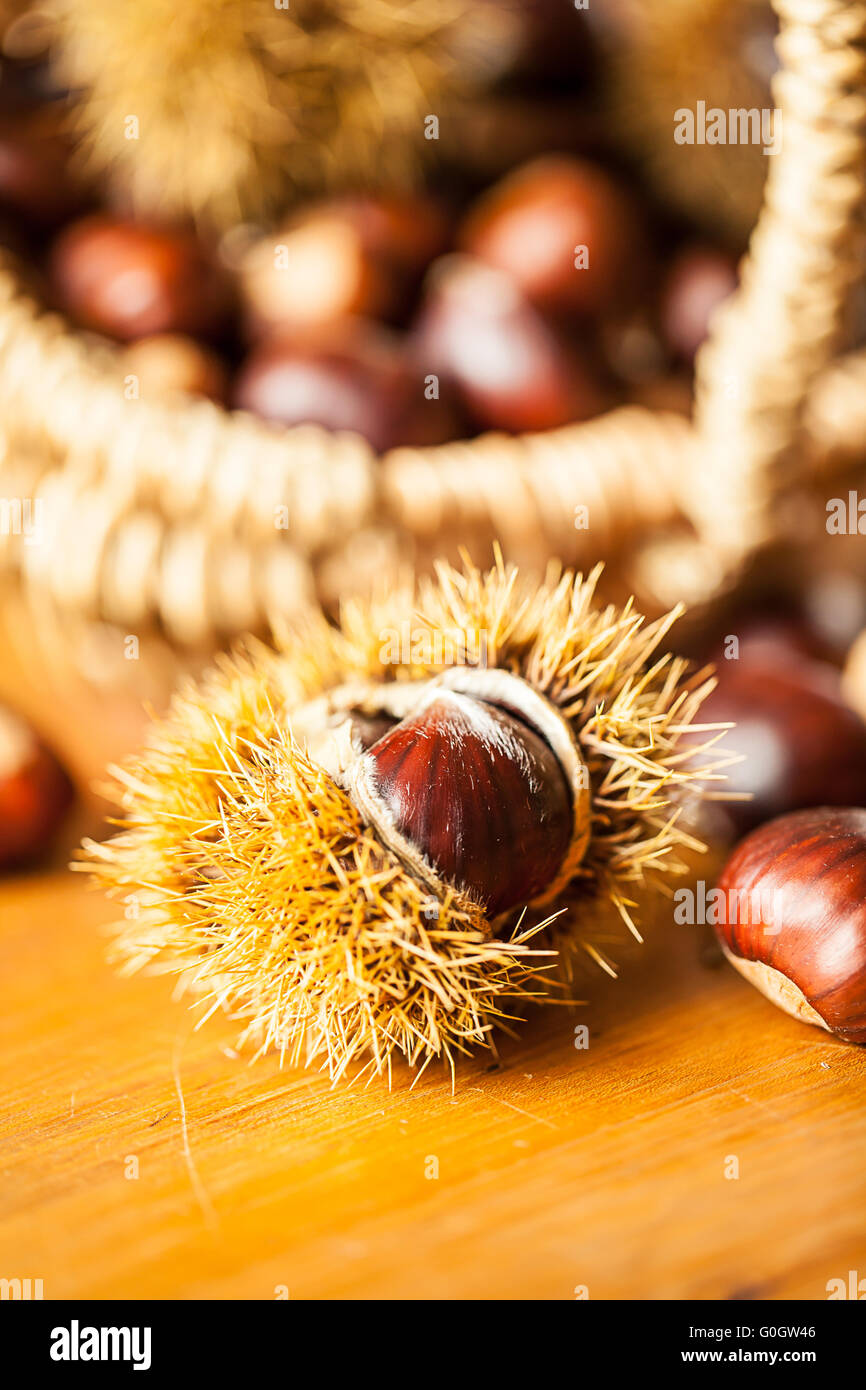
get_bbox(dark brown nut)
[716,806,866,1044]
[700,658,866,837]
[239,193,451,338]
[362,689,573,918]
[0,107,86,226]
[50,216,233,342]
[234,321,460,453]
[459,156,647,318]
[0,705,74,869]
[413,254,607,434]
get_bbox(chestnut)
[0,704,74,868]
[120,333,227,403]
[699,657,866,837]
[659,244,739,363]
[459,156,647,317]
[50,216,233,342]
[413,255,607,434]
[364,692,571,917]
[233,322,461,453]
[0,108,86,226]
[306,666,589,920]
[716,807,866,1044]
[239,193,450,338]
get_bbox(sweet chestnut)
[0,705,73,868]
[716,806,866,1044]
[51,216,233,342]
[413,255,607,434]
[699,657,866,837]
[239,193,450,338]
[234,322,461,452]
[0,108,86,226]
[459,155,646,318]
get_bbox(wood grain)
[0,868,864,1300]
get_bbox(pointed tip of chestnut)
[360,689,574,919]
[716,807,866,1044]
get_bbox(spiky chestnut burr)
[716,807,866,1044]
[77,558,724,1081]
[44,0,520,228]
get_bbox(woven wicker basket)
[1,0,865,797]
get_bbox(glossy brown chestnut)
[239,193,450,338]
[50,216,233,342]
[659,244,739,363]
[716,807,866,1043]
[414,255,606,434]
[363,690,573,918]
[459,156,646,317]
[0,705,74,868]
[699,658,866,837]
[234,323,461,452]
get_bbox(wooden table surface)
[1,865,864,1301]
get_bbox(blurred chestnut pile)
[0,43,742,451]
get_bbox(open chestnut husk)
[78,558,724,1077]
[298,666,590,921]
[715,807,866,1044]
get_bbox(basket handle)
[691,0,866,564]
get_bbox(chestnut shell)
[716,807,866,1044]
[364,692,572,918]
[51,216,232,342]
[699,660,866,836]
